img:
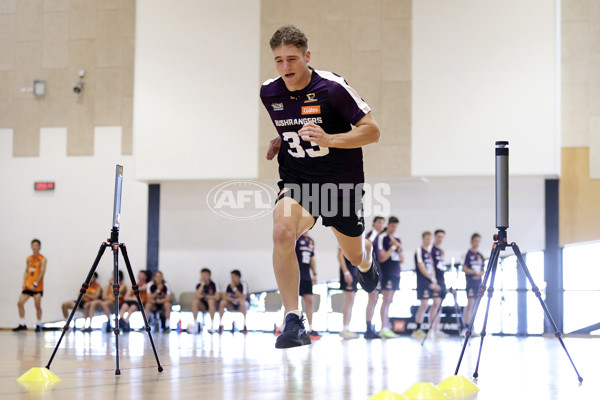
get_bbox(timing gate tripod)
[45,227,163,375]
[454,228,582,382]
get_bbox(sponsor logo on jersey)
[305,93,318,103]
[271,102,284,111]
[301,105,321,115]
[274,117,323,127]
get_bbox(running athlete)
[364,216,385,339]
[191,268,220,333]
[462,233,485,326]
[218,270,250,334]
[376,216,404,338]
[14,239,47,332]
[295,233,320,337]
[431,229,448,338]
[261,25,381,349]
[411,232,441,339]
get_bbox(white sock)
[20,318,26,325]
[306,323,311,331]
[285,310,301,319]
[36,320,42,326]
[343,325,349,331]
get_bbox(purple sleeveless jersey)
[260,67,371,188]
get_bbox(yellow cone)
[437,376,479,395]
[17,367,61,383]
[403,382,448,400]
[368,390,409,400]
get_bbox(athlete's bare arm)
[298,113,380,149]
[22,262,28,290]
[266,136,282,160]
[309,257,317,284]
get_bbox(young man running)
[261,25,381,348]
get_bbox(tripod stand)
[453,228,582,382]
[421,287,466,346]
[45,227,163,375]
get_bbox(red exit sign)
[34,182,55,191]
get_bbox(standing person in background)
[295,233,320,337]
[376,216,404,338]
[463,233,485,327]
[191,268,220,333]
[14,239,47,332]
[218,270,250,334]
[338,248,359,339]
[119,270,150,332]
[364,216,385,339]
[411,232,441,339]
[431,230,449,338]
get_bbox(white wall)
[412,0,560,177]
[158,176,545,294]
[133,0,261,181]
[0,128,148,328]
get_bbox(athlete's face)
[201,271,210,284]
[154,272,164,284]
[272,44,311,91]
[231,273,240,285]
[422,234,432,247]
[373,219,385,232]
[387,222,398,235]
[31,241,40,253]
[91,275,97,285]
[435,232,445,246]
[472,236,481,250]
[138,271,146,283]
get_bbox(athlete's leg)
[342,291,356,327]
[380,290,394,329]
[332,229,372,273]
[17,294,30,318]
[429,297,442,332]
[366,291,379,331]
[302,294,314,327]
[207,298,217,328]
[218,299,232,321]
[119,303,130,320]
[124,304,138,322]
[465,297,475,325]
[272,197,315,314]
[33,294,42,321]
[415,299,429,325]
[62,300,75,319]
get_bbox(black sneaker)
[12,325,27,332]
[364,329,381,339]
[357,257,381,293]
[34,325,42,332]
[308,330,321,338]
[275,313,311,349]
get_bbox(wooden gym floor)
[2,330,598,399]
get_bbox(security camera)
[73,82,85,94]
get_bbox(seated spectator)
[119,270,151,332]
[218,270,249,334]
[191,268,220,334]
[61,272,102,328]
[87,270,127,333]
[147,270,172,332]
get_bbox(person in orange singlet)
[61,272,103,327]
[14,239,47,332]
[118,270,150,332]
[87,270,127,333]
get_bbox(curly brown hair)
[269,24,308,52]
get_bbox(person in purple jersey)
[295,233,320,337]
[375,216,404,339]
[462,233,485,326]
[363,216,385,339]
[261,25,381,349]
[430,229,449,338]
[411,232,442,339]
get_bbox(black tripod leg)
[45,242,108,370]
[473,259,498,379]
[111,243,121,376]
[120,244,163,372]
[512,244,583,383]
[455,242,500,376]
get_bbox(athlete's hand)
[344,273,353,285]
[266,136,281,160]
[298,122,332,147]
[429,282,441,291]
[312,275,317,285]
[22,284,27,291]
